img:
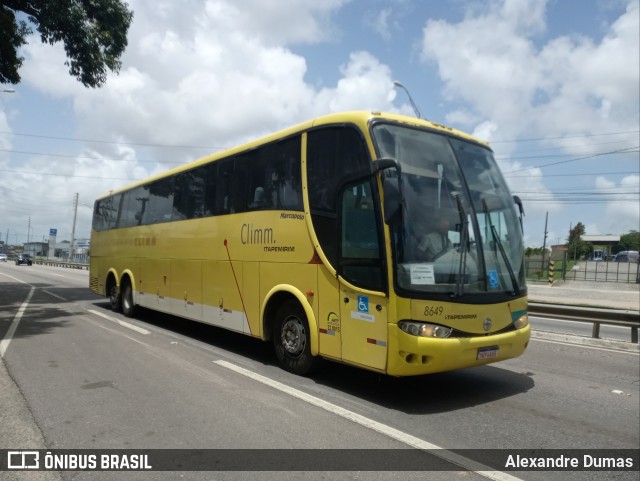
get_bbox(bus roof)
[95,111,488,200]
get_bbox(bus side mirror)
[374,158,403,226]
[383,177,402,225]
[513,195,524,232]
[513,195,524,217]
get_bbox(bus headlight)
[513,314,529,330]
[398,321,452,338]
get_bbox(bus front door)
[339,281,388,371]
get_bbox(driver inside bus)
[412,210,452,262]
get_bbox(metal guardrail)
[34,260,89,270]
[529,302,640,343]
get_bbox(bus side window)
[217,160,234,214]
[173,168,206,220]
[203,163,217,217]
[339,180,384,291]
[143,177,174,225]
[307,127,370,268]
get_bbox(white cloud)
[366,8,393,41]
[8,0,398,242]
[22,0,395,151]
[420,0,640,233]
[322,51,395,112]
[422,0,639,144]
[596,174,640,233]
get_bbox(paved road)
[1,264,638,481]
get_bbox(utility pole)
[27,217,31,245]
[541,211,548,271]
[70,193,79,262]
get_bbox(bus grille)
[90,276,99,292]
[450,323,517,338]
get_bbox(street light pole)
[393,80,421,119]
[70,193,78,262]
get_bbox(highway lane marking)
[88,309,151,335]
[0,286,35,358]
[0,272,31,284]
[89,319,152,348]
[214,359,524,481]
[43,289,67,301]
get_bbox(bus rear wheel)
[108,283,121,312]
[273,300,319,375]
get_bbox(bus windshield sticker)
[410,264,435,285]
[488,269,499,289]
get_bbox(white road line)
[89,320,151,348]
[43,290,67,301]
[0,272,31,284]
[214,360,524,481]
[87,309,150,335]
[0,286,35,357]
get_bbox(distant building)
[581,235,620,244]
[23,242,49,257]
[581,235,621,261]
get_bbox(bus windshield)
[372,123,525,298]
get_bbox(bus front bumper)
[386,324,531,377]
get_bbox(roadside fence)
[525,256,639,284]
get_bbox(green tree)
[618,230,640,252]
[0,0,133,87]
[566,222,592,260]
[525,247,545,257]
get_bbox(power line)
[0,148,186,165]
[0,130,219,150]
[504,171,638,178]
[494,138,637,156]
[502,146,640,173]
[0,169,141,181]
[491,129,640,143]
[2,127,638,149]
[496,148,638,161]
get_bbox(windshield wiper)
[452,192,468,298]
[483,199,520,296]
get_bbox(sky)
[0,0,638,250]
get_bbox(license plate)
[477,346,499,360]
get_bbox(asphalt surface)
[1,265,638,481]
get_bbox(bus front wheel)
[273,300,319,375]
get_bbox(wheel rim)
[123,288,131,310]
[109,286,118,306]
[280,315,306,358]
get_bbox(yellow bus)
[90,111,530,376]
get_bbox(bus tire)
[121,281,136,318]
[108,282,121,312]
[273,300,319,375]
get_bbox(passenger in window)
[249,186,266,209]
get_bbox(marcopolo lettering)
[280,212,304,220]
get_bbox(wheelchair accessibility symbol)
[357,295,369,313]
[488,269,499,289]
